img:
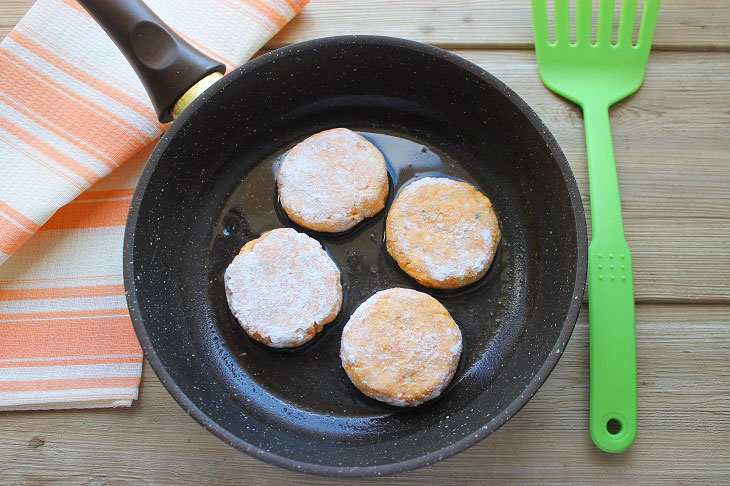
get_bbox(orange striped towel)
[0,0,307,410]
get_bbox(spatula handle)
[588,240,637,452]
[583,104,638,453]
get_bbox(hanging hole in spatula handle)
[77,0,225,122]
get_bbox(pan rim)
[124,34,587,477]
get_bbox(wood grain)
[0,305,728,484]
[0,0,29,41]
[2,1,730,51]
[269,0,730,52]
[1,1,729,484]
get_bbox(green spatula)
[530,0,660,453]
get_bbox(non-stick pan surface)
[124,36,587,476]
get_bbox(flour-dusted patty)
[385,177,500,290]
[277,128,389,232]
[224,228,342,348]
[340,288,462,407]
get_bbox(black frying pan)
[80,0,587,477]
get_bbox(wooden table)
[2,1,729,483]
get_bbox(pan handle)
[77,0,225,123]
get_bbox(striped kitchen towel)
[0,0,308,410]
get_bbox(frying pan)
[80,0,587,477]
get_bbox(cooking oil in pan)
[211,130,519,415]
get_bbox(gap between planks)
[2,1,730,52]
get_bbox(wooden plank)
[2,1,730,51]
[0,304,728,483]
[269,0,730,52]
[0,0,29,41]
[459,49,730,302]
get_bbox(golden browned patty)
[385,177,500,289]
[224,228,342,348]
[340,288,462,407]
[277,128,389,232]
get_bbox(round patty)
[277,128,389,232]
[385,177,500,289]
[224,228,342,348]
[340,288,462,407]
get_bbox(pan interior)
[128,37,584,473]
[204,130,521,420]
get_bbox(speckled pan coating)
[124,36,587,477]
